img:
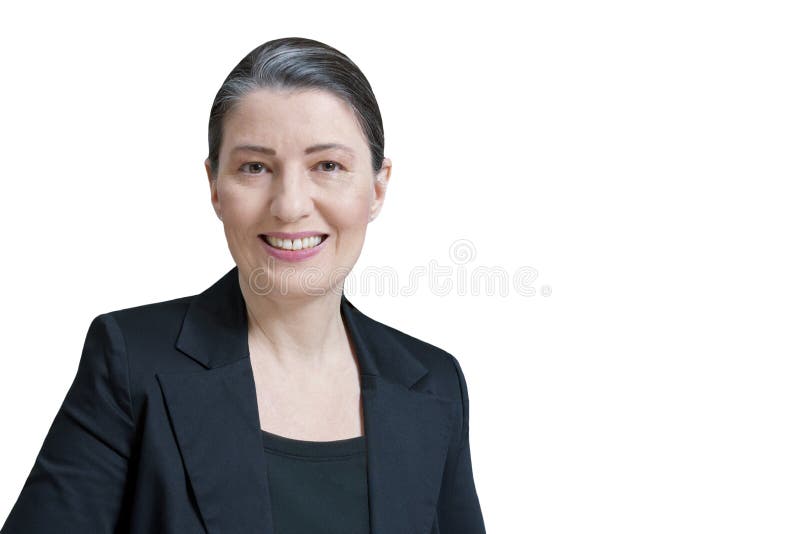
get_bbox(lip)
[262,231,329,239]
[259,234,329,262]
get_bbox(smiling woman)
[206,86,385,295]
[0,37,486,534]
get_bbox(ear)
[205,158,223,221]
[369,157,392,222]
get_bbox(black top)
[261,429,370,534]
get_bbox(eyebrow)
[231,143,356,156]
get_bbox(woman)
[1,37,485,534]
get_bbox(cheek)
[326,190,372,230]
[218,183,265,227]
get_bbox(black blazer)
[1,266,486,534]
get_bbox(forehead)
[221,87,367,151]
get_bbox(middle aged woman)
[0,37,486,534]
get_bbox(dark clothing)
[1,265,486,533]
[261,429,370,534]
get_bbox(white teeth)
[265,235,324,251]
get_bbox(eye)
[316,160,345,173]
[240,162,269,174]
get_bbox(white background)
[1,1,799,532]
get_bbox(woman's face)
[205,87,391,299]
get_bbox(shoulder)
[88,294,200,400]
[356,309,474,443]
[350,305,470,405]
[82,293,194,359]
[100,295,194,358]
[104,294,194,330]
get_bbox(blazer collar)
[159,265,457,534]
[175,265,427,387]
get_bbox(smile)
[260,234,329,251]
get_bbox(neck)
[238,270,348,371]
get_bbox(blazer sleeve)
[1,313,134,533]
[437,354,487,533]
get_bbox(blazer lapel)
[157,266,458,534]
[342,296,458,534]
[156,358,273,533]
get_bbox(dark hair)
[207,37,385,179]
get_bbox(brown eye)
[317,161,344,172]
[241,162,268,174]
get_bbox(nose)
[269,164,314,223]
